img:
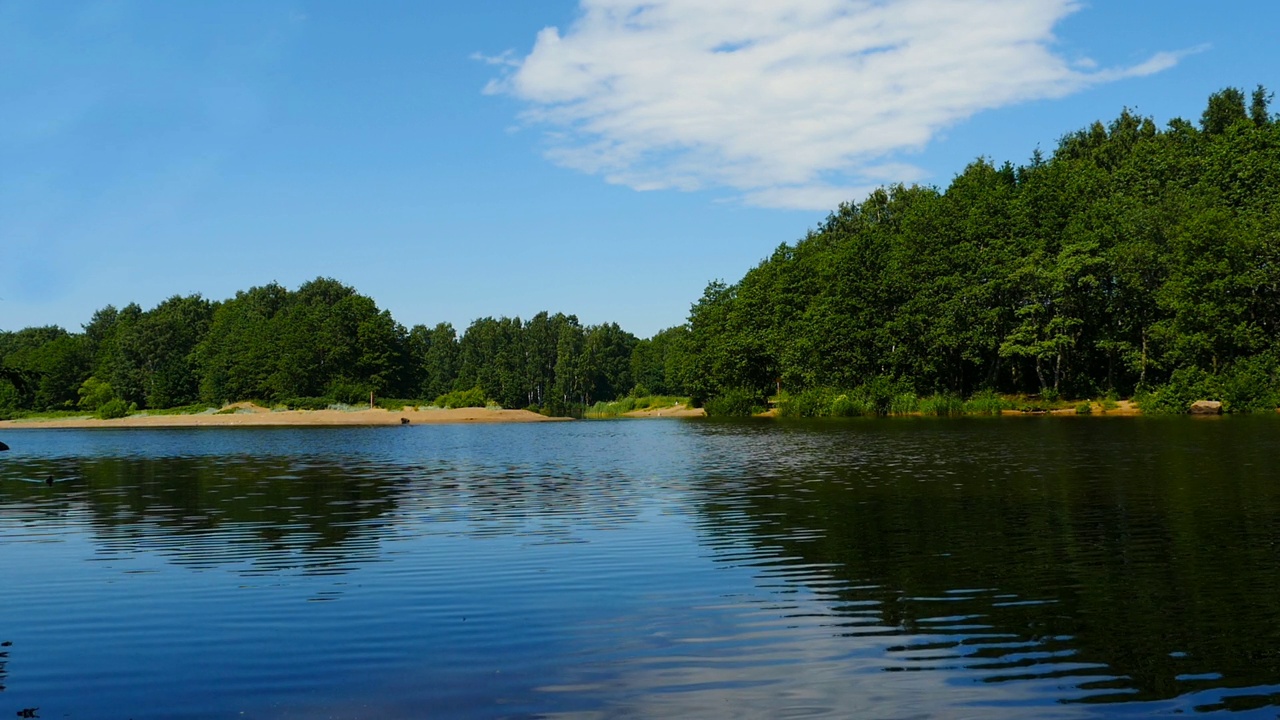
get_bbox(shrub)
[327,380,372,406]
[704,387,764,417]
[97,398,130,419]
[858,375,913,416]
[375,398,414,411]
[77,377,116,412]
[1220,354,1280,413]
[1075,402,1093,415]
[284,397,333,411]
[434,387,487,409]
[1098,397,1120,413]
[1137,367,1224,414]
[778,387,833,417]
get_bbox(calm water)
[2,417,1280,718]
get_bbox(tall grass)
[917,394,966,416]
[585,395,689,418]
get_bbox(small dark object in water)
[0,440,8,451]
[45,475,53,486]
[17,708,39,719]
[400,417,410,425]
[1,640,11,646]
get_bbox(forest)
[2,86,1279,418]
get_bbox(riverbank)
[621,403,706,418]
[0,403,565,429]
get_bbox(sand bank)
[621,403,706,418]
[0,404,565,429]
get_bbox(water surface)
[2,417,1279,718]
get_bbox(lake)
[2,417,1280,718]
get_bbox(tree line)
[0,277,692,418]
[3,86,1279,418]
[685,86,1280,414]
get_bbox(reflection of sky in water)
[2,418,1280,717]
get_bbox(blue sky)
[3,0,1277,338]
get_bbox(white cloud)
[484,0,1181,210]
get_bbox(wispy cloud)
[484,0,1181,210]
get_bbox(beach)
[0,403,565,429]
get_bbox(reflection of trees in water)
[689,419,1280,711]
[400,464,644,542]
[0,455,647,576]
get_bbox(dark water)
[2,417,1280,718]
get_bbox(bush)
[327,380,372,406]
[284,397,333,411]
[375,398,414,411]
[97,398,130,419]
[77,377,116,412]
[778,387,835,417]
[859,375,913,416]
[1137,367,1223,414]
[1098,397,1120,413]
[704,387,764,417]
[1220,354,1280,413]
[1076,402,1093,415]
[434,387,487,409]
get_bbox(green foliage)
[778,388,836,417]
[1219,354,1280,412]
[434,387,487,409]
[326,380,371,406]
[1098,397,1120,413]
[889,392,919,416]
[679,85,1280,414]
[141,403,216,416]
[703,387,764,417]
[76,377,116,412]
[830,393,870,417]
[1076,402,1094,415]
[964,390,1010,416]
[584,394,687,417]
[96,398,130,420]
[1007,395,1071,413]
[918,394,966,416]
[1136,367,1223,414]
[375,398,414,411]
[283,397,333,411]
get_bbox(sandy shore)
[621,404,706,418]
[0,404,566,429]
